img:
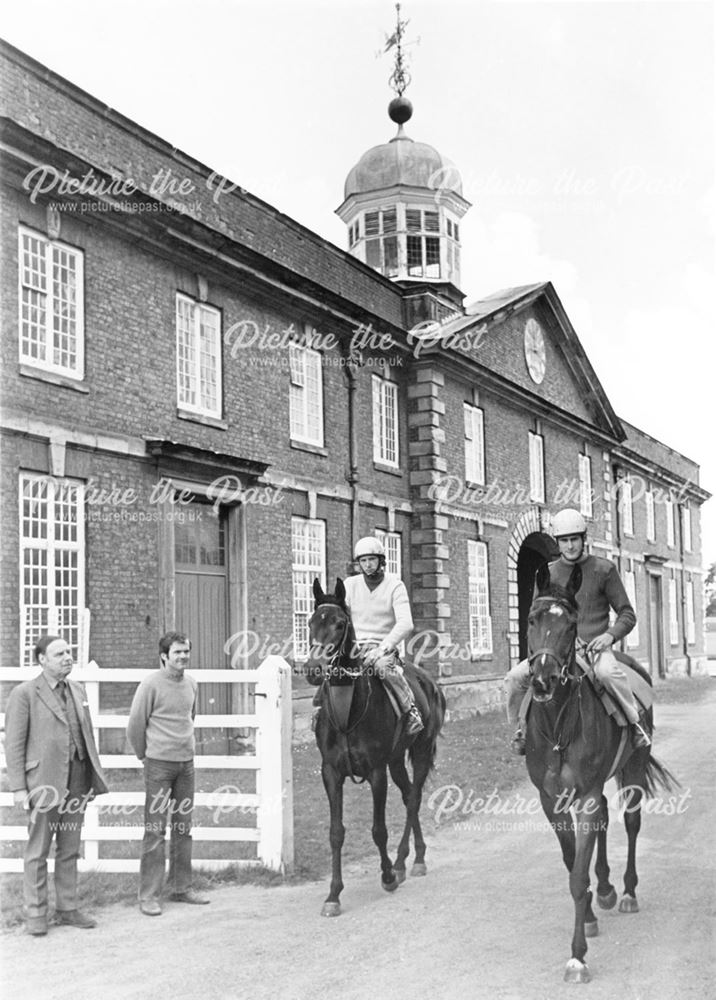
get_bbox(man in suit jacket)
[5,634,108,936]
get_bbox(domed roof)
[344,129,464,200]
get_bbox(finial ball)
[388,96,413,125]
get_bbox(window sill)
[373,461,403,477]
[177,408,228,430]
[290,439,327,457]
[19,363,89,393]
[465,478,486,490]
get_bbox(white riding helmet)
[354,536,385,559]
[551,508,587,539]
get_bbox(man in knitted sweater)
[127,632,209,915]
[505,509,651,755]
[313,536,423,735]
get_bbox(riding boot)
[510,729,526,755]
[382,664,423,734]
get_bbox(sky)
[3,0,714,564]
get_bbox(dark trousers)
[24,756,90,918]
[139,758,195,902]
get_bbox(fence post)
[77,657,100,865]
[255,656,294,872]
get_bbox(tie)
[57,680,68,706]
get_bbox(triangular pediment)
[412,281,623,440]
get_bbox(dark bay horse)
[306,578,446,917]
[525,562,677,984]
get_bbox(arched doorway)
[517,532,558,659]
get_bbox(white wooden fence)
[0,655,294,873]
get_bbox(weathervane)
[381,4,420,126]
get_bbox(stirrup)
[510,728,526,756]
[631,722,651,749]
[405,706,423,735]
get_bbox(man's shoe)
[55,909,97,929]
[510,729,526,756]
[405,706,424,736]
[26,916,48,936]
[169,890,210,905]
[140,900,162,916]
[631,723,651,750]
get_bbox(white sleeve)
[380,580,414,651]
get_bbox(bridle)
[308,602,361,679]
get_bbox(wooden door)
[174,502,230,754]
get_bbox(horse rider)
[505,508,651,755]
[312,536,424,736]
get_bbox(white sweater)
[344,574,414,650]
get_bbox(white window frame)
[578,453,593,519]
[619,476,634,537]
[175,293,222,417]
[645,489,656,542]
[682,504,692,552]
[624,568,639,649]
[19,226,85,379]
[372,375,399,467]
[666,498,675,548]
[529,431,545,504]
[19,472,85,667]
[375,529,402,577]
[291,517,326,660]
[468,540,492,655]
[668,577,679,646]
[464,403,485,485]
[289,338,324,447]
[686,579,695,645]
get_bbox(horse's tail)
[410,676,447,771]
[642,753,680,798]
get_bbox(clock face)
[524,319,546,384]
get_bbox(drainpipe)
[344,351,360,564]
[678,496,692,677]
[612,465,625,654]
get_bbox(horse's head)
[304,578,355,684]
[527,562,581,703]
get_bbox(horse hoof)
[585,920,599,938]
[597,888,617,910]
[411,862,427,877]
[321,902,341,917]
[619,895,639,913]
[394,868,406,885]
[564,959,591,984]
[382,877,399,893]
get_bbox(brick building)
[0,41,709,731]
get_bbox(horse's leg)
[321,763,345,917]
[403,741,433,877]
[563,793,601,984]
[369,765,398,893]
[618,774,643,912]
[388,755,412,884]
[539,789,575,871]
[595,793,617,910]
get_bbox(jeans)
[139,758,195,902]
[504,649,641,726]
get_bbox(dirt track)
[2,688,715,1000]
